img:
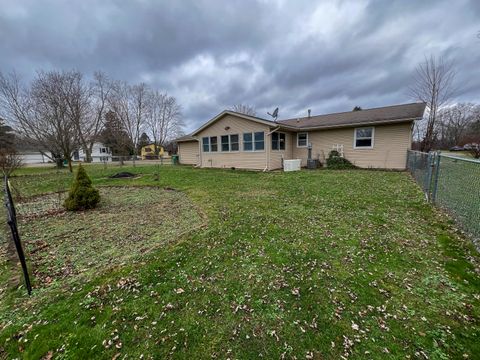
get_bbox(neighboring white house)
[76,142,112,162]
[19,151,53,164]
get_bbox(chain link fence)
[407,150,480,247]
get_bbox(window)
[202,137,210,152]
[254,132,265,150]
[220,134,239,152]
[354,127,374,148]
[210,136,218,152]
[101,147,107,153]
[230,134,239,151]
[297,133,308,147]
[271,132,286,150]
[243,132,264,151]
[221,135,229,152]
[243,133,253,151]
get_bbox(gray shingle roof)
[278,102,426,129]
[175,135,197,142]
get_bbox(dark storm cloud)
[1,0,479,131]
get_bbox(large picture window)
[354,127,374,148]
[271,132,286,150]
[297,133,308,147]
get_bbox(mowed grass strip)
[0,165,478,359]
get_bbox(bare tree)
[0,70,80,171]
[231,103,257,117]
[145,91,183,155]
[72,71,112,162]
[436,103,479,148]
[409,55,456,152]
[108,81,148,163]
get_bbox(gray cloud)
[1,0,479,131]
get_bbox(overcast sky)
[1,0,479,132]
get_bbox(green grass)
[0,164,479,359]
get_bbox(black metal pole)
[4,176,32,295]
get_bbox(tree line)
[410,56,480,157]
[0,70,184,172]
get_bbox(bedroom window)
[297,133,308,147]
[271,132,286,150]
[354,127,374,149]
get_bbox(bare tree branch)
[409,55,456,151]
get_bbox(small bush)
[326,150,357,169]
[64,165,100,211]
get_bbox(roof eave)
[290,117,420,131]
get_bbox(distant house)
[176,102,426,170]
[15,140,53,164]
[140,144,164,160]
[75,142,112,162]
[19,150,53,164]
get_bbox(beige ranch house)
[176,102,426,170]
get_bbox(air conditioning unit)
[283,159,301,172]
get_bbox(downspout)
[264,126,280,172]
[195,137,202,168]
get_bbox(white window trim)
[297,132,308,148]
[271,132,286,151]
[353,127,375,149]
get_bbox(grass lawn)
[0,164,479,359]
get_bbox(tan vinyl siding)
[292,122,413,169]
[268,132,294,170]
[197,114,269,170]
[178,141,199,165]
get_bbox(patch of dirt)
[109,172,138,178]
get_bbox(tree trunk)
[67,158,73,172]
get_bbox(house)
[15,141,53,164]
[75,142,112,162]
[19,150,53,164]
[140,144,165,160]
[177,102,426,170]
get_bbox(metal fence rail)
[407,150,480,247]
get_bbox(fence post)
[412,151,417,174]
[431,151,441,203]
[4,176,32,295]
[425,152,433,198]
